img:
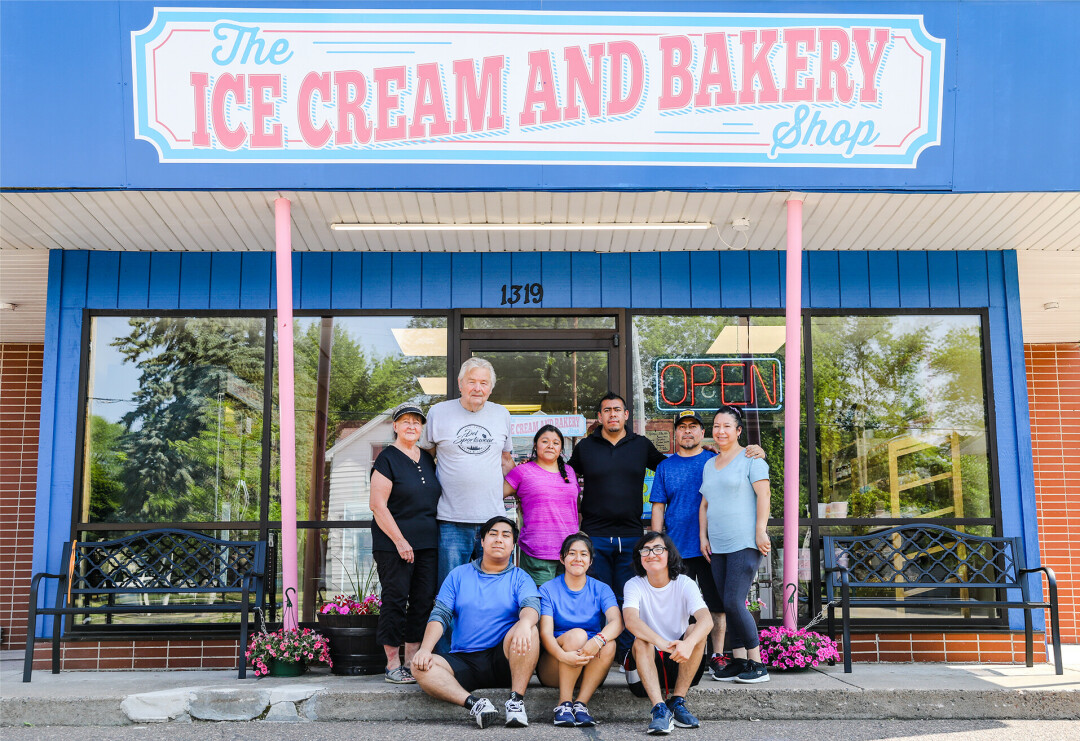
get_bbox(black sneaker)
[734,660,771,684]
[707,653,726,679]
[712,657,748,681]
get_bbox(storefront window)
[81,316,267,524]
[631,314,805,520]
[279,315,448,524]
[811,315,991,522]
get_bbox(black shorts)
[624,647,707,698]
[683,556,723,613]
[439,645,512,691]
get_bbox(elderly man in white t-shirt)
[420,357,515,586]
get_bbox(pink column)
[783,195,804,630]
[274,197,299,631]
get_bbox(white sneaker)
[470,697,497,728]
[505,696,529,727]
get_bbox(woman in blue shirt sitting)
[537,533,623,728]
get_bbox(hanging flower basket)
[246,627,332,678]
[758,626,840,671]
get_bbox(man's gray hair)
[458,357,496,388]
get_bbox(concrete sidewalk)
[3,648,1078,726]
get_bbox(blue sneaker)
[553,701,576,727]
[647,702,674,735]
[667,696,699,728]
[572,701,595,727]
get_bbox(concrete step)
[3,661,1079,726]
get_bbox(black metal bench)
[823,524,1061,674]
[23,528,266,681]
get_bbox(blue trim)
[179,253,212,310]
[31,251,64,636]
[838,250,871,309]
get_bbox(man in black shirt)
[568,392,664,660]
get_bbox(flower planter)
[269,659,307,677]
[317,612,384,676]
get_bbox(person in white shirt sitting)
[622,531,712,736]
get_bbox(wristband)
[592,633,607,648]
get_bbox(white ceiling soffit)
[0,249,48,343]
[1017,251,1080,344]
[1,190,1077,254]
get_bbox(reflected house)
[322,412,394,594]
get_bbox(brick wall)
[31,640,240,671]
[0,343,43,649]
[1026,342,1080,643]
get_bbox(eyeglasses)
[639,545,667,556]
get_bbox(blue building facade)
[3,0,1077,650]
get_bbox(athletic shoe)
[647,701,674,735]
[666,696,699,729]
[383,666,415,684]
[470,697,498,728]
[734,660,771,684]
[505,696,529,727]
[572,701,595,727]
[553,701,576,727]
[707,653,727,679]
[712,657,748,681]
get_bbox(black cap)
[392,404,426,423]
[673,410,705,427]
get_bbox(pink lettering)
[409,62,451,139]
[452,56,505,134]
[333,70,371,145]
[782,28,815,102]
[854,28,890,103]
[190,72,211,147]
[563,44,604,121]
[298,72,332,148]
[659,35,694,110]
[738,29,780,104]
[519,50,561,126]
[693,33,737,107]
[374,66,407,141]
[817,28,854,103]
[211,73,247,150]
[248,74,282,148]
[606,41,644,116]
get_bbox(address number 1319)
[500,283,543,305]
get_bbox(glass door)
[459,313,624,461]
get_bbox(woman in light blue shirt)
[698,405,772,684]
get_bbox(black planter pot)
[316,613,384,676]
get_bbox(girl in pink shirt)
[504,425,581,586]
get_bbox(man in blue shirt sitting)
[411,515,541,728]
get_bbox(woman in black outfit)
[369,404,442,683]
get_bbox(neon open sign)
[655,357,783,413]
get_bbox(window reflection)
[811,316,991,521]
[82,316,266,524]
[277,316,448,523]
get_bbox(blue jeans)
[588,535,639,658]
[437,522,483,587]
[435,521,483,654]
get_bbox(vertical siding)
[539,252,572,308]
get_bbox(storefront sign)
[510,414,588,438]
[132,8,944,167]
[655,357,783,412]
